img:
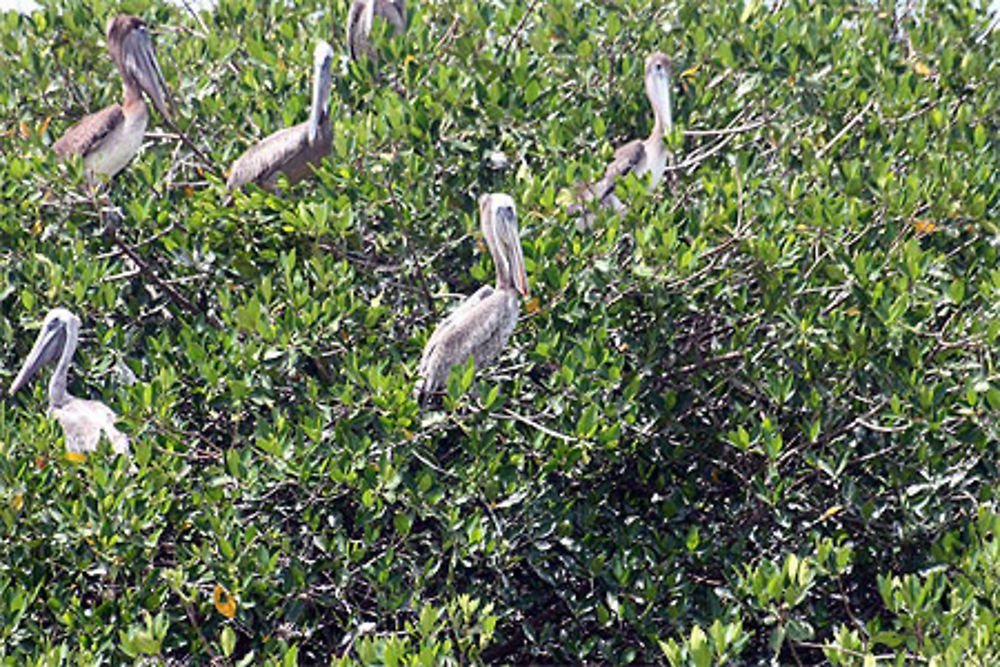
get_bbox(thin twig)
[499,409,579,442]
[817,98,876,159]
[416,15,461,88]
[100,269,141,283]
[176,0,210,37]
[856,418,910,433]
[373,171,435,313]
[160,116,220,180]
[92,192,221,328]
[795,641,928,664]
[670,350,745,377]
[683,116,771,137]
[185,603,223,664]
[503,0,542,52]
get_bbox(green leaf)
[221,626,236,657]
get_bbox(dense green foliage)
[1,0,999,663]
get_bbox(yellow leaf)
[913,61,932,77]
[184,186,194,198]
[820,505,843,521]
[845,307,860,316]
[214,584,237,619]
[403,54,416,67]
[64,452,87,464]
[11,494,23,512]
[912,219,937,234]
[525,296,540,314]
[38,115,51,136]
[679,63,701,81]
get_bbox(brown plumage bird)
[53,15,171,180]
[226,41,335,192]
[416,193,530,405]
[569,52,674,226]
[346,0,407,61]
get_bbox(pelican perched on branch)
[227,41,335,192]
[416,193,530,405]
[569,52,673,226]
[347,0,407,61]
[53,15,171,180]
[9,309,130,458]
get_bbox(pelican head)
[107,15,171,119]
[644,52,673,136]
[9,308,80,407]
[308,40,336,144]
[480,193,529,297]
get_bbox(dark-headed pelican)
[9,309,130,457]
[347,0,407,61]
[416,193,530,405]
[227,41,335,192]
[569,52,673,225]
[53,15,171,180]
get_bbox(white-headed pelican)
[9,309,130,457]
[416,193,530,404]
[227,41,335,192]
[569,52,673,225]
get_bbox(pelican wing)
[53,398,130,456]
[377,0,407,32]
[589,139,646,205]
[227,122,311,191]
[416,289,519,399]
[52,104,125,159]
[420,286,494,363]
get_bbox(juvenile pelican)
[347,0,407,61]
[227,41,335,192]
[416,193,530,405]
[9,309,130,457]
[569,52,673,225]
[52,15,171,180]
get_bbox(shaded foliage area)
[1,0,999,663]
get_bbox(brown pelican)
[569,52,673,225]
[347,0,407,61]
[52,15,171,180]
[8,309,130,457]
[416,193,530,404]
[226,41,335,192]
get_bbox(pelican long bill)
[9,319,66,396]
[308,42,336,144]
[119,22,171,120]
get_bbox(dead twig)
[503,0,542,52]
[816,98,876,159]
[372,170,435,314]
[184,603,225,664]
[499,409,579,443]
